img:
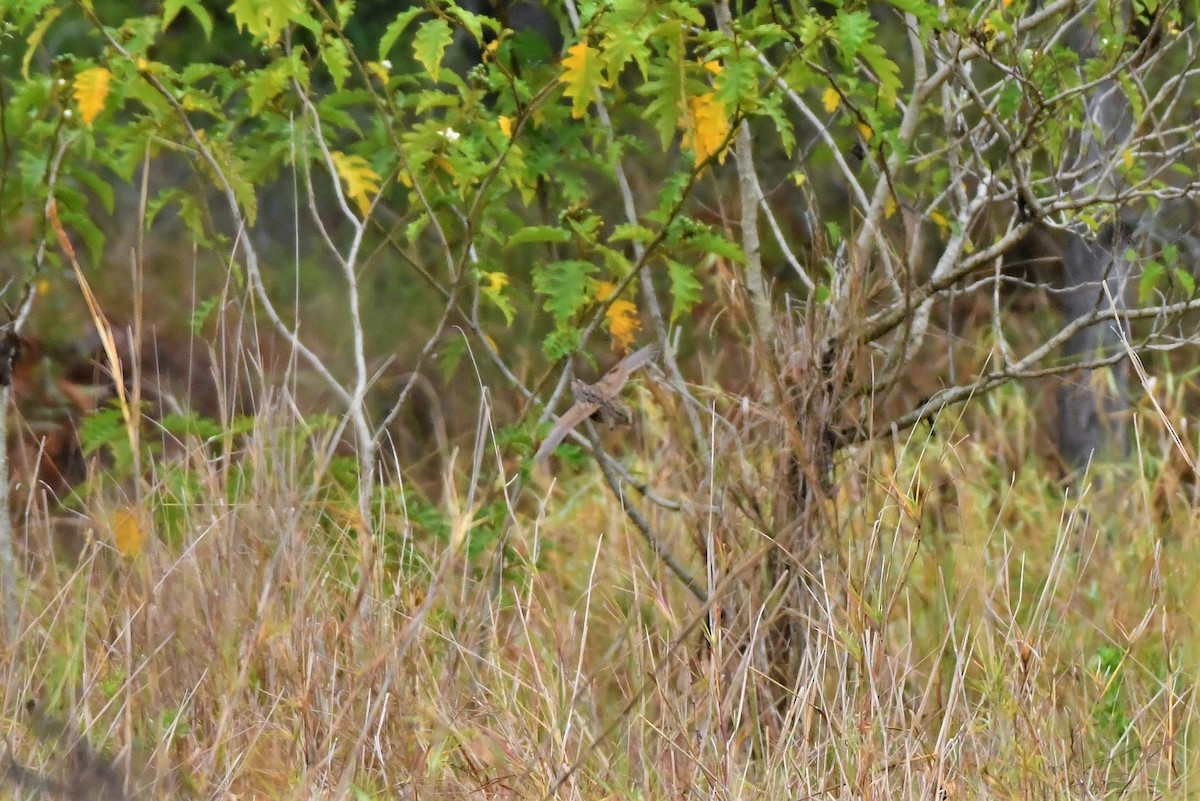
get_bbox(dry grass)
[3,348,1200,801]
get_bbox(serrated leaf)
[380,7,423,59]
[638,30,685,149]
[822,87,840,113]
[559,41,606,119]
[479,270,515,325]
[667,259,703,322]
[322,36,351,90]
[610,223,655,243]
[714,57,757,112]
[245,62,290,114]
[682,92,730,166]
[601,22,653,82]
[413,18,453,83]
[690,230,745,263]
[228,0,317,46]
[74,66,112,126]
[533,260,597,325]
[835,10,875,63]
[445,4,499,44]
[508,225,571,246]
[757,94,795,157]
[859,42,901,107]
[22,7,64,80]
[542,328,582,361]
[191,296,220,334]
[605,298,641,350]
[163,0,214,39]
[329,151,381,216]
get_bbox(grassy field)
[2,347,1199,800]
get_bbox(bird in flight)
[534,344,659,465]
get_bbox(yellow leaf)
[929,211,949,232]
[329,151,381,217]
[498,115,513,138]
[856,122,874,142]
[110,507,147,558]
[559,42,605,119]
[605,299,641,351]
[593,279,617,302]
[481,271,508,291]
[74,66,112,127]
[1122,148,1134,170]
[366,61,390,83]
[683,93,730,167]
[822,87,840,113]
[884,195,897,219]
[703,59,722,76]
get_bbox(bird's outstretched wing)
[533,345,659,465]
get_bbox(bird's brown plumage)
[534,344,658,464]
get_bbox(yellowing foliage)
[498,115,513,138]
[74,66,112,126]
[559,42,606,119]
[606,299,641,351]
[110,507,147,558]
[481,271,508,292]
[329,151,381,217]
[683,93,730,167]
[821,87,840,113]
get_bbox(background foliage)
[2,0,1200,798]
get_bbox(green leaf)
[859,41,900,107]
[637,23,685,149]
[667,258,703,323]
[191,296,220,335]
[560,41,607,119]
[542,328,581,361]
[380,7,423,59]
[601,21,653,81]
[322,36,351,90]
[413,18,453,83]
[228,0,318,46]
[1139,259,1164,304]
[835,10,875,64]
[445,4,500,44]
[162,0,213,39]
[533,260,597,325]
[884,0,941,27]
[245,61,290,114]
[714,57,758,112]
[689,230,746,264]
[757,93,795,157]
[610,223,655,243]
[508,225,571,246]
[1175,267,1196,298]
[22,7,64,80]
[997,82,1023,118]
